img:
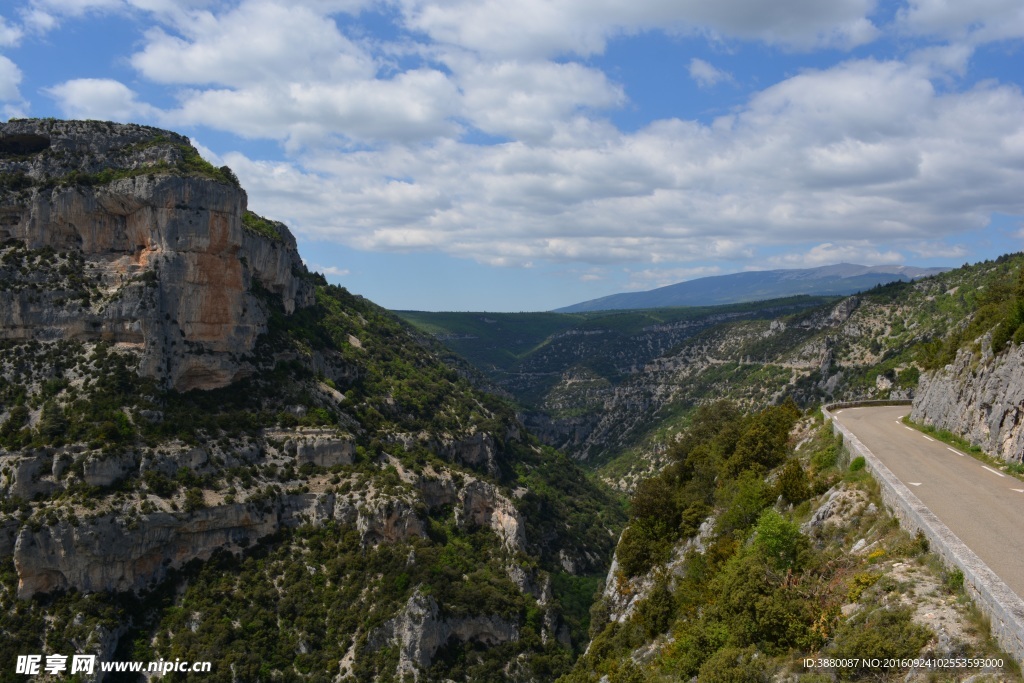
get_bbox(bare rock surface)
[912,342,1024,462]
[0,119,314,391]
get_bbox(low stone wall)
[823,403,1024,667]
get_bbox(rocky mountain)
[0,119,624,682]
[555,263,949,312]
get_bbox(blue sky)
[1,0,1023,311]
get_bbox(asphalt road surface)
[833,405,1024,600]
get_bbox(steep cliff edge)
[0,118,313,391]
[0,120,622,681]
[912,340,1024,462]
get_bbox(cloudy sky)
[1,0,1023,310]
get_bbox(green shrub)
[849,456,866,472]
[830,606,932,679]
[776,458,811,505]
[697,646,771,683]
[944,567,964,593]
[716,470,772,535]
[752,509,807,571]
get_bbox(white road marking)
[909,482,923,486]
[1013,489,1024,494]
[923,435,934,442]
[904,426,915,432]
[982,465,1006,478]
[947,447,964,457]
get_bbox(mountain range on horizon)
[555,263,951,312]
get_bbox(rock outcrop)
[0,119,314,391]
[12,488,427,598]
[369,590,519,681]
[912,341,1024,462]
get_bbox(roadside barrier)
[823,402,1024,667]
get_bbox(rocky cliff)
[0,120,622,682]
[912,338,1024,462]
[0,118,313,391]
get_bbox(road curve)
[834,405,1024,600]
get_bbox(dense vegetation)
[0,253,625,680]
[403,254,1024,486]
[560,405,1014,682]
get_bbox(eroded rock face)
[12,488,427,599]
[912,341,1024,462]
[369,590,519,681]
[455,479,526,553]
[13,505,280,597]
[0,119,314,391]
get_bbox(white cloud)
[396,0,879,58]
[45,78,158,121]
[0,55,23,102]
[688,58,732,87]
[898,0,1024,43]
[454,59,625,142]
[166,68,461,145]
[0,15,24,46]
[215,57,1024,272]
[130,2,375,87]
[908,43,973,77]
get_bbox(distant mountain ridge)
[555,263,950,312]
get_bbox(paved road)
[834,405,1024,600]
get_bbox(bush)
[752,509,807,571]
[716,471,771,535]
[615,524,670,578]
[697,646,771,683]
[776,458,811,505]
[849,456,866,472]
[184,488,205,513]
[830,606,932,679]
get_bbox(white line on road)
[904,426,914,432]
[1013,489,1024,494]
[909,482,923,486]
[923,435,934,442]
[947,447,964,457]
[982,465,1006,478]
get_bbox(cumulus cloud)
[130,2,375,86]
[166,69,461,145]
[0,55,23,102]
[0,15,23,46]
[219,57,1024,270]
[898,0,1024,42]
[453,59,625,142]
[45,78,158,121]
[688,58,732,87]
[396,0,879,57]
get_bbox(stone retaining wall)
[823,403,1024,667]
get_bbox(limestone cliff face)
[912,340,1024,462]
[12,487,427,599]
[368,590,519,681]
[0,119,314,391]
